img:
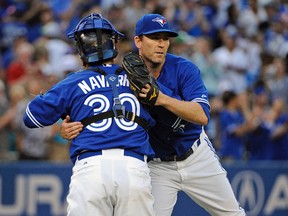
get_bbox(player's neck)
[84,60,114,69]
[147,63,163,79]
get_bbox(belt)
[78,149,146,162]
[153,139,201,162]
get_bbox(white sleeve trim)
[25,104,44,128]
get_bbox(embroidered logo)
[109,76,116,82]
[149,87,157,100]
[152,17,167,27]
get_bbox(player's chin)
[153,54,165,63]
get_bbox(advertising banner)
[0,161,287,216]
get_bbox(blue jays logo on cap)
[135,14,178,37]
[152,17,167,27]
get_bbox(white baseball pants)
[67,149,155,216]
[148,132,246,216]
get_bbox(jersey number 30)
[84,93,141,132]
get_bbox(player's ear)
[134,36,142,49]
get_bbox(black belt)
[78,149,146,162]
[153,139,201,162]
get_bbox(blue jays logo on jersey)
[173,124,185,133]
[108,75,117,82]
[201,94,207,98]
[152,17,167,27]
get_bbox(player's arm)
[24,98,61,128]
[23,86,70,128]
[140,84,208,125]
[157,91,208,125]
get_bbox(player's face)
[135,33,170,65]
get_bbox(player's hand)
[139,83,162,106]
[61,115,83,140]
[138,83,151,97]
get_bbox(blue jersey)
[149,54,210,158]
[246,123,272,160]
[23,64,156,163]
[271,114,288,160]
[219,109,245,160]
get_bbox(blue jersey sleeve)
[178,60,210,120]
[24,84,69,128]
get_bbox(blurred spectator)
[100,0,123,10]
[177,0,213,37]
[48,118,70,162]
[213,0,236,29]
[268,98,288,160]
[212,25,249,94]
[205,93,223,150]
[246,81,274,160]
[263,1,288,57]
[238,34,262,87]
[218,90,255,161]
[12,79,54,160]
[226,1,240,27]
[32,44,54,79]
[35,21,72,79]
[0,80,11,160]
[1,34,28,71]
[5,41,41,87]
[233,1,266,88]
[237,0,268,38]
[2,83,28,160]
[0,4,28,68]
[170,31,195,59]
[58,53,82,77]
[266,57,288,109]
[192,36,222,97]
[60,0,103,36]
[106,5,128,38]
[122,0,146,40]
[15,0,52,42]
[45,0,74,19]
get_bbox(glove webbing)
[80,67,148,130]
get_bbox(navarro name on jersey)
[78,74,129,94]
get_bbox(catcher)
[23,13,161,216]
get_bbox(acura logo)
[231,171,265,216]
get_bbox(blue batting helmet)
[67,13,124,64]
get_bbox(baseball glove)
[122,52,159,106]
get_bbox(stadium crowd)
[0,0,287,162]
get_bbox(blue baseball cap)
[135,14,178,37]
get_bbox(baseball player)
[60,14,246,216]
[132,14,246,216]
[23,13,157,216]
